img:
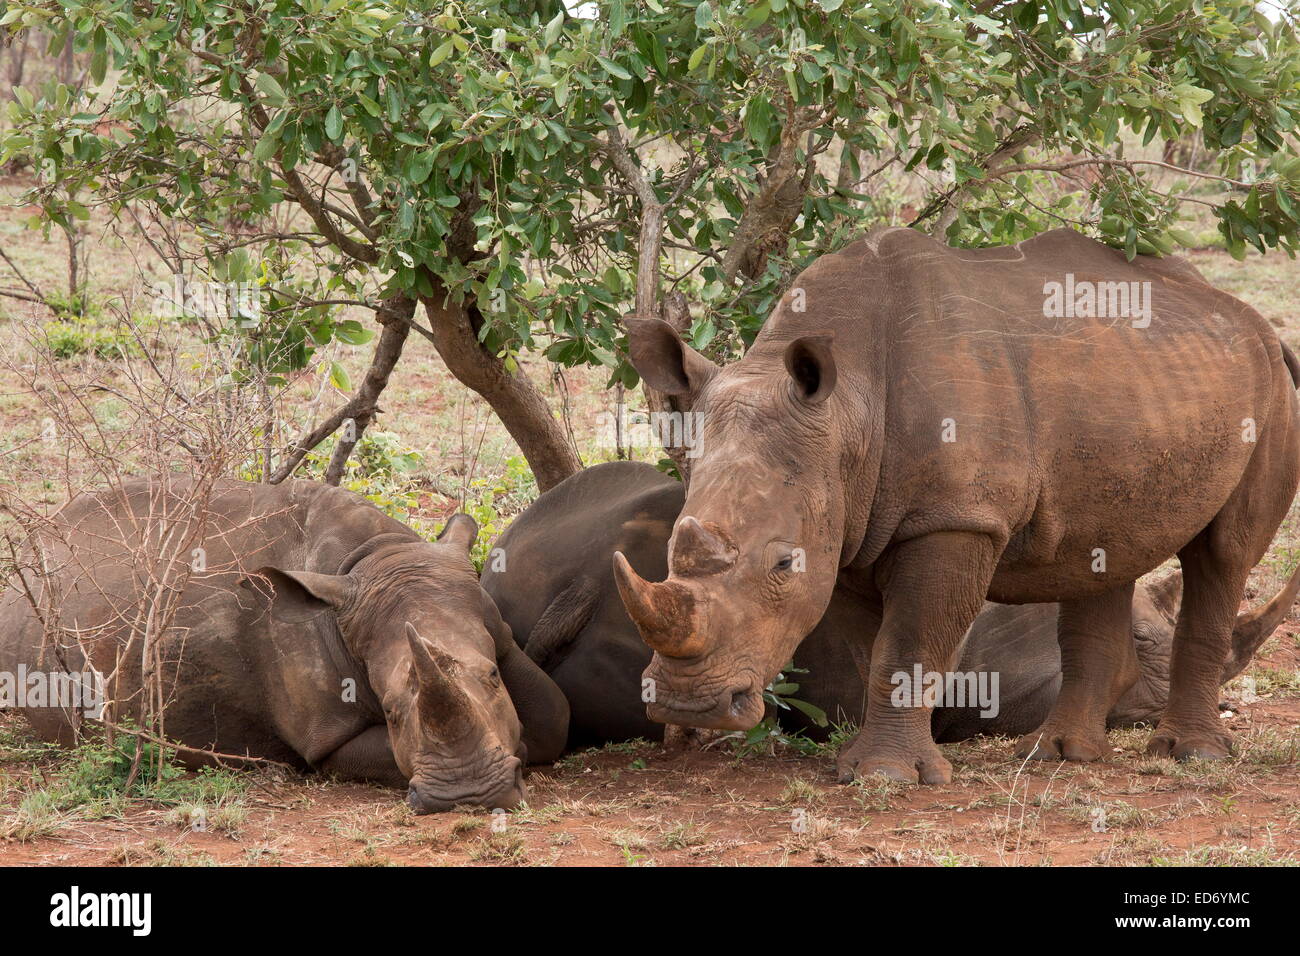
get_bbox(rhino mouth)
[406,756,525,814]
[646,681,763,731]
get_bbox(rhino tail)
[523,577,601,672]
[1223,560,1300,683]
[1282,341,1300,390]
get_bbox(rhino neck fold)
[324,612,384,720]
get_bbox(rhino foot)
[1146,726,1232,762]
[1014,726,1108,762]
[835,736,952,786]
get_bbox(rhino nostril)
[730,689,749,715]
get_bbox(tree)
[3,0,1298,485]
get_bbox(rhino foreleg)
[317,725,405,788]
[1015,583,1137,762]
[836,532,997,786]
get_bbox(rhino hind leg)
[835,532,997,786]
[1015,583,1137,762]
[1151,407,1300,762]
[1147,531,1254,761]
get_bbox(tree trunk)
[324,299,413,485]
[267,295,413,484]
[419,284,580,493]
[641,290,696,482]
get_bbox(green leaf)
[785,697,829,727]
[335,322,375,346]
[695,2,714,29]
[544,10,565,47]
[90,27,108,86]
[325,104,342,141]
[253,128,279,162]
[408,150,435,184]
[596,56,630,81]
[329,361,351,392]
[429,39,454,68]
[254,72,287,107]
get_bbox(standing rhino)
[0,477,569,812]
[616,227,1300,784]
[483,462,1294,747]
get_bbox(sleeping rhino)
[482,462,1294,747]
[0,477,569,812]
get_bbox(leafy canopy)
[3,0,1299,382]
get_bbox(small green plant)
[620,844,649,866]
[0,729,251,841]
[729,664,829,757]
[42,318,141,360]
[346,430,423,479]
[449,455,537,568]
[43,288,103,321]
[243,430,425,520]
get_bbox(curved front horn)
[612,552,705,658]
[405,623,474,735]
[1223,563,1300,682]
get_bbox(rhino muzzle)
[406,756,526,814]
[643,665,765,731]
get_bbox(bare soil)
[1,627,1295,867]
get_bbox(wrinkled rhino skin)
[0,477,568,812]
[619,227,1300,783]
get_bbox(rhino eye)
[486,666,501,689]
[773,555,794,573]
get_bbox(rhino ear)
[784,334,837,405]
[480,588,517,660]
[436,514,478,552]
[241,566,354,615]
[626,318,719,396]
[1143,568,1183,622]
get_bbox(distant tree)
[3,0,1298,484]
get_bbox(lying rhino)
[483,462,1294,747]
[617,228,1300,785]
[0,477,568,812]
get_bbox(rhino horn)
[1223,563,1300,683]
[612,552,705,659]
[405,623,473,734]
[671,516,735,575]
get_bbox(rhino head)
[614,318,849,730]
[250,515,526,812]
[1110,565,1300,726]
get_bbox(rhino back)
[0,477,415,763]
[753,227,1288,600]
[483,461,683,745]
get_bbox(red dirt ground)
[2,630,1295,867]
